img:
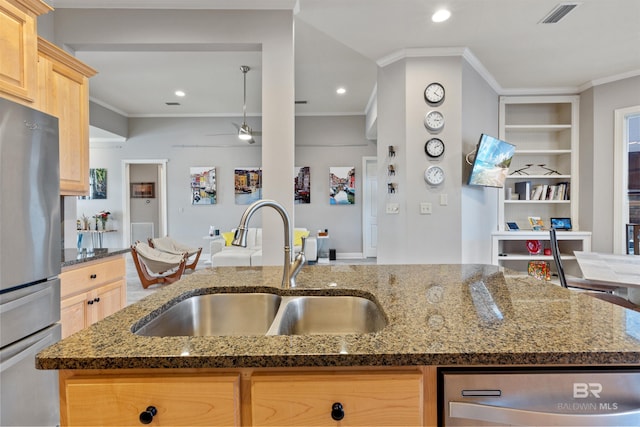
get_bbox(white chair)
[130,242,187,289]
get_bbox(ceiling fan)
[206,65,262,144]
[234,65,261,144]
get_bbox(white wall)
[377,56,469,264]
[580,75,640,252]
[460,60,499,264]
[74,115,375,254]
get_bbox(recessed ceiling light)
[175,90,186,97]
[432,9,451,23]
[336,87,346,95]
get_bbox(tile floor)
[126,254,376,305]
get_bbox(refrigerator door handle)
[450,401,640,426]
[0,284,53,313]
[0,330,55,372]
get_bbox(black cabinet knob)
[87,300,94,305]
[331,402,344,421]
[93,297,100,303]
[139,406,157,424]
[90,274,97,279]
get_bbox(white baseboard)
[336,252,364,259]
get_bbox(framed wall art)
[329,166,355,205]
[131,182,155,199]
[294,166,311,204]
[190,167,217,205]
[235,167,262,205]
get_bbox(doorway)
[122,159,168,246]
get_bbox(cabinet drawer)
[61,256,125,297]
[63,374,241,426]
[251,372,423,426]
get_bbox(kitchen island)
[37,264,640,425]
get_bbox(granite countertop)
[61,247,130,268]
[37,264,640,370]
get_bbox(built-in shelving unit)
[498,95,579,231]
[494,95,585,276]
[492,230,591,278]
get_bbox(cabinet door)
[63,375,241,426]
[0,0,43,103]
[37,38,96,196]
[60,292,89,339]
[89,279,126,325]
[251,372,423,426]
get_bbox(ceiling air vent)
[295,100,308,104]
[540,2,580,24]
[165,102,181,106]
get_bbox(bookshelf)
[498,95,580,231]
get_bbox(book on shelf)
[515,181,531,200]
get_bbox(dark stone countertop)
[37,264,640,370]
[61,248,130,268]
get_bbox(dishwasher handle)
[450,401,640,426]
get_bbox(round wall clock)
[424,110,445,132]
[424,165,445,186]
[424,138,445,158]
[424,82,445,105]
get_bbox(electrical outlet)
[440,194,448,206]
[420,202,432,214]
[386,203,399,214]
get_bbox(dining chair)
[549,228,640,310]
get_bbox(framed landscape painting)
[190,167,217,205]
[235,167,262,205]
[329,166,355,205]
[294,166,311,204]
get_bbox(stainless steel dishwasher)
[441,368,640,426]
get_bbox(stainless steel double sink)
[133,293,387,337]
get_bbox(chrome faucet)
[232,199,306,288]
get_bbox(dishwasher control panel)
[440,368,640,426]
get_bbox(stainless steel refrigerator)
[0,98,62,426]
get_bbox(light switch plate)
[440,194,448,206]
[386,203,399,214]
[420,202,432,214]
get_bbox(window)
[614,106,640,252]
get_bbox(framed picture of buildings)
[190,167,217,205]
[294,166,311,204]
[130,182,155,199]
[329,166,355,205]
[235,167,262,205]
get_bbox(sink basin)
[134,293,282,336]
[268,296,387,335]
[134,293,387,337]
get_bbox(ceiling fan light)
[238,124,253,140]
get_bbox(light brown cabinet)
[36,38,97,195]
[251,372,424,426]
[60,256,126,339]
[0,0,51,104]
[59,368,434,426]
[62,374,241,426]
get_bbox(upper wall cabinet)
[37,38,97,196]
[0,0,52,104]
[498,95,579,231]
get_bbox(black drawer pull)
[90,274,97,279]
[139,406,157,424]
[331,402,344,421]
[93,297,100,303]
[87,300,94,305]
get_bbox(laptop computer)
[550,217,572,230]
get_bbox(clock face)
[425,138,445,158]
[424,165,445,185]
[424,110,445,132]
[424,82,445,105]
